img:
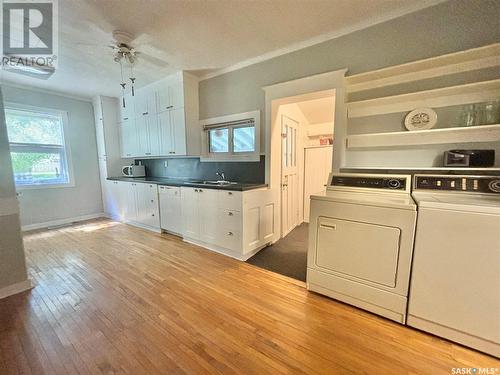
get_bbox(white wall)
[3,85,103,229]
[0,86,29,293]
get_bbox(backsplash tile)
[134,156,265,183]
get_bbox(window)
[5,106,72,187]
[209,128,229,153]
[201,111,260,161]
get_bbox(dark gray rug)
[246,223,308,282]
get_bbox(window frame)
[5,102,75,190]
[200,110,260,162]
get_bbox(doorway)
[247,91,336,281]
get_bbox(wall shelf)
[346,79,500,118]
[347,124,500,149]
[345,43,500,93]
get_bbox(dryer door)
[315,217,401,287]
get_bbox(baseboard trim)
[0,279,33,300]
[183,237,266,261]
[22,213,105,231]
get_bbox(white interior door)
[303,146,333,223]
[281,115,299,237]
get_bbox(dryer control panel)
[414,175,500,194]
[331,175,407,191]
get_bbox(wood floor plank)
[0,218,497,375]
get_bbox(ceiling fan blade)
[135,51,169,67]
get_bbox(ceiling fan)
[87,30,169,103]
[108,30,168,67]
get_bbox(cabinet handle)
[199,189,203,193]
[150,199,154,203]
[194,189,198,192]
[228,192,233,195]
[143,112,148,115]
[167,105,173,109]
[152,214,155,217]
[123,117,129,120]
[145,152,151,155]
[228,212,233,216]
[227,232,233,236]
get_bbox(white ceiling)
[297,96,335,125]
[0,0,442,99]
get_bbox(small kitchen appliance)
[444,149,495,167]
[122,165,145,177]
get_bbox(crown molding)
[1,80,93,102]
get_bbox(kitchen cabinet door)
[159,186,182,234]
[105,180,122,220]
[198,188,218,244]
[156,86,171,113]
[181,187,200,240]
[135,183,159,228]
[170,108,187,156]
[123,182,138,222]
[136,115,150,156]
[120,118,138,157]
[119,95,134,121]
[147,114,160,156]
[158,111,173,156]
[169,81,184,110]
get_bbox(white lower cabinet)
[180,187,278,260]
[110,181,160,232]
[158,185,182,235]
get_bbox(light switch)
[164,161,168,168]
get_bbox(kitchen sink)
[183,180,238,186]
[202,180,238,185]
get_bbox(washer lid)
[311,190,416,210]
[412,192,500,214]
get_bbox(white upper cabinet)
[119,94,134,121]
[134,90,156,117]
[119,71,199,158]
[157,80,184,112]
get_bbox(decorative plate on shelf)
[404,108,437,131]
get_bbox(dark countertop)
[107,176,268,191]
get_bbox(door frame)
[263,68,347,240]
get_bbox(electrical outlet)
[164,161,168,168]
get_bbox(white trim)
[2,82,92,102]
[199,0,445,81]
[183,237,265,261]
[5,102,76,189]
[0,279,33,300]
[200,110,261,162]
[22,212,104,231]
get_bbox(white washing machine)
[408,174,500,357]
[307,173,417,323]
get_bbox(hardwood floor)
[1,219,498,374]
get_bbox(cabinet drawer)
[159,185,181,197]
[218,209,241,231]
[218,190,242,211]
[217,228,241,252]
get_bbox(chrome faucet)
[216,171,226,181]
